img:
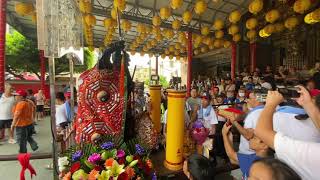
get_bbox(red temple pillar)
[0,0,6,93]
[40,50,46,90]
[250,42,257,73]
[231,43,236,81]
[187,31,192,97]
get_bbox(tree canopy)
[144,75,169,88]
[5,30,96,80]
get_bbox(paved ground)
[0,117,55,180]
[0,117,242,180]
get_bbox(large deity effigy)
[74,41,133,143]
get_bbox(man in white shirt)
[0,83,16,144]
[255,89,320,180]
[260,77,272,90]
[55,92,68,130]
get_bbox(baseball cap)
[201,92,211,100]
[13,90,27,97]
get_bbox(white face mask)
[239,92,245,97]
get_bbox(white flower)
[58,157,69,172]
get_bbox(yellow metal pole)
[164,89,186,171]
[149,85,162,133]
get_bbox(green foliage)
[5,30,96,79]
[144,75,169,88]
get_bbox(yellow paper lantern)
[304,8,320,24]
[111,8,117,19]
[114,0,126,12]
[140,51,145,56]
[194,0,207,15]
[31,13,37,24]
[178,32,186,43]
[85,14,96,26]
[152,27,161,35]
[152,16,161,26]
[175,43,181,50]
[213,19,224,30]
[171,0,183,9]
[201,46,208,53]
[182,11,192,24]
[137,23,146,34]
[121,20,131,32]
[195,35,202,45]
[165,49,170,55]
[246,30,257,39]
[214,39,223,48]
[148,53,154,58]
[172,19,181,30]
[169,55,174,60]
[263,24,275,34]
[284,17,299,30]
[293,0,311,14]
[248,0,263,15]
[265,9,280,23]
[15,3,34,16]
[174,51,179,56]
[160,7,171,20]
[223,41,231,48]
[215,30,224,39]
[274,23,285,32]
[79,0,92,14]
[228,24,239,35]
[164,29,175,39]
[104,18,115,29]
[229,10,241,23]
[259,29,271,38]
[161,54,166,59]
[201,26,210,36]
[233,34,241,42]
[176,55,181,60]
[155,33,163,41]
[151,39,157,46]
[169,45,175,52]
[202,36,211,45]
[246,18,258,30]
[194,49,199,55]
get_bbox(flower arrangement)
[59,141,157,180]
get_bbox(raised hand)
[295,85,312,107]
[265,91,284,108]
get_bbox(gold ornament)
[213,19,224,30]
[137,23,146,34]
[274,23,285,32]
[194,0,207,15]
[111,8,117,19]
[175,43,181,50]
[248,0,263,15]
[246,18,258,30]
[265,9,280,23]
[182,11,192,24]
[229,10,241,23]
[214,39,223,48]
[161,54,166,59]
[201,46,208,53]
[152,16,161,26]
[140,51,145,56]
[164,29,175,39]
[169,45,175,52]
[169,55,174,60]
[104,18,115,29]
